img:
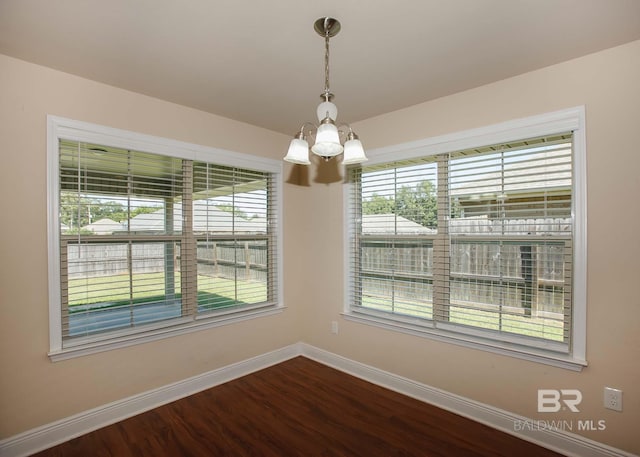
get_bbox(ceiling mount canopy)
[284,17,367,166]
[313,17,341,38]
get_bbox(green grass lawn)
[68,272,267,312]
[69,272,561,342]
[362,294,564,342]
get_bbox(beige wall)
[301,40,640,454]
[1,38,639,454]
[0,54,303,437]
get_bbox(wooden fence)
[66,240,268,282]
[195,241,267,282]
[360,217,571,315]
[66,217,571,315]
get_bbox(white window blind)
[446,135,572,347]
[348,132,576,356]
[192,163,278,315]
[59,141,186,339]
[51,124,281,356]
[350,158,438,320]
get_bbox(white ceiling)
[1,0,639,135]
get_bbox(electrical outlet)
[331,321,339,334]
[604,387,623,412]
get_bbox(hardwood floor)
[31,356,565,456]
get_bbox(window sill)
[49,305,285,362]
[343,310,587,372]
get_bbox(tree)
[361,180,461,229]
[362,194,395,215]
[60,192,162,230]
[59,193,93,230]
[395,181,438,228]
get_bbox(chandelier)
[284,17,367,166]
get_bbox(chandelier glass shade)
[284,17,367,166]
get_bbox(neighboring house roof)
[82,218,123,235]
[124,211,166,232]
[123,202,267,234]
[362,214,435,235]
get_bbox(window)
[346,108,586,369]
[48,117,282,360]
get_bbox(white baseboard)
[299,343,636,457]
[1,343,635,457]
[0,344,302,457]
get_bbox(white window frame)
[47,116,284,361]
[344,107,587,371]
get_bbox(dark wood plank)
[31,357,565,456]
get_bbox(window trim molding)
[47,115,284,361]
[343,106,587,370]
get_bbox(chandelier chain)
[324,33,331,98]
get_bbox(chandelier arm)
[336,122,354,141]
[295,121,318,141]
[298,122,317,134]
